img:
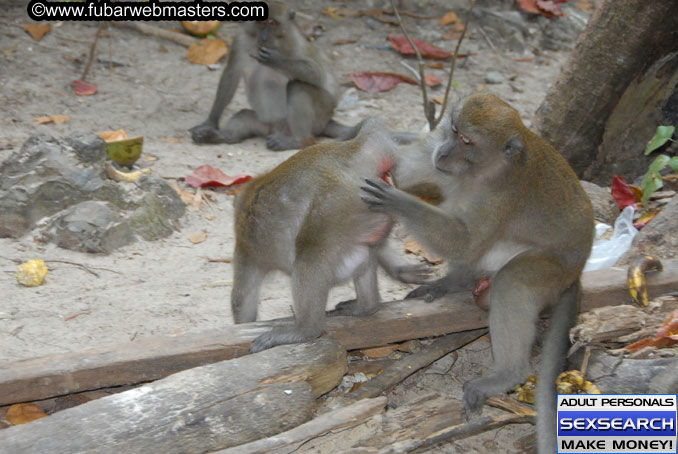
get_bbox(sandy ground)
[0,0,584,451]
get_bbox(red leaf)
[516,0,541,14]
[610,174,637,210]
[185,165,252,188]
[72,79,98,96]
[536,0,567,17]
[388,34,453,60]
[350,72,440,92]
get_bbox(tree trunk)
[533,0,678,181]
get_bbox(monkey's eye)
[460,134,471,145]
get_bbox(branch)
[390,0,435,129]
[433,0,476,130]
[80,22,106,82]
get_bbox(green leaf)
[669,156,678,171]
[644,125,675,155]
[641,154,670,205]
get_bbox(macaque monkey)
[231,120,431,352]
[361,93,594,454]
[190,1,357,151]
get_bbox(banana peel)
[105,161,151,183]
[627,255,663,307]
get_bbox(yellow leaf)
[6,403,47,425]
[187,39,228,65]
[98,129,129,142]
[189,232,208,244]
[439,11,458,26]
[34,114,70,125]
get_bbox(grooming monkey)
[232,120,431,353]
[361,93,594,453]
[190,1,358,151]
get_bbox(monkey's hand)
[361,178,415,215]
[253,46,284,67]
[462,377,493,420]
[393,264,435,285]
[189,122,229,144]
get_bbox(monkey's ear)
[504,135,524,159]
[288,9,296,20]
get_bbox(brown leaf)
[388,34,453,60]
[439,11,458,26]
[576,0,595,13]
[24,22,51,41]
[188,232,208,244]
[350,71,440,92]
[6,403,47,425]
[185,165,252,188]
[426,62,444,69]
[360,345,397,359]
[441,21,465,41]
[187,38,228,65]
[34,114,70,125]
[536,0,567,17]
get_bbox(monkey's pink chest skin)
[360,155,395,245]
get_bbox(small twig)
[202,256,233,263]
[580,345,592,376]
[399,60,420,81]
[390,0,435,129]
[111,21,196,47]
[44,260,100,277]
[80,22,105,82]
[433,0,476,130]
[476,25,497,53]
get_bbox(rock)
[619,195,678,264]
[580,180,619,224]
[473,8,529,53]
[484,71,504,84]
[537,4,589,51]
[0,133,185,253]
[42,201,135,254]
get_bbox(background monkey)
[190,2,358,151]
[232,119,431,353]
[361,93,594,454]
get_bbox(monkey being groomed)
[190,2,360,151]
[231,119,432,353]
[361,93,594,454]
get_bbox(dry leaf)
[576,0,595,13]
[181,20,220,37]
[6,403,48,425]
[426,62,444,69]
[432,96,444,105]
[185,165,252,188]
[24,22,51,41]
[98,129,129,142]
[72,79,98,96]
[442,21,465,41]
[350,71,440,93]
[388,34,453,60]
[34,114,69,125]
[170,183,203,210]
[187,38,228,65]
[158,137,182,143]
[360,345,397,359]
[405,238,443,265]
[439,11,458,26]
[189,232,208,244]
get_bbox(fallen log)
[0,339,346,454]
[0,259,676,406]
[216,397,387,454]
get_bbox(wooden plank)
[0,339,346,454]
[0,259,676,406]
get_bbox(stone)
[619,195,678,264]
[580,180,619,224]
[0,133,185,253]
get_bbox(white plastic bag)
[583,206,638,272]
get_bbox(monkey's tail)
[323,119,419,145]
[536,280,580,454]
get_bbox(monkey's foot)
[189,123,229,144]
[462,377,491,420]
[266,133,305,151]
[405,284,449,302]
[249,326,324,353]
[328,300,379,317]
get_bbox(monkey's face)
[432,121,485,175]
